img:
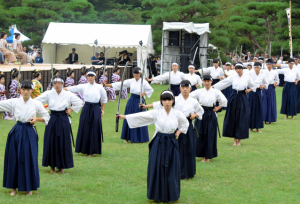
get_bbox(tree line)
[0,0,298,57]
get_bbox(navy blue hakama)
[248,88,264,129]
[195,106,218,159]
[223,90,249,139]
[171,84,180,96]
[222,85,232,110]
[178,119,196,179]
[3,122,40,192]
[280,82,297,116]
[76,102,103,155]
[296,82,300,113]
[147,132,180,202]
[121,93,149,143]
[42,110,74,169]
[191,85,197,92]
[263,85,277,123]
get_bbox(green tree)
[5,0,99,46]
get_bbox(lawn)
[0,84,300,203]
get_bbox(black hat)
[202,74,213,81]
[132,67,141,74]
[180,80,191,87]
[122,50,128,54]
[288,58,295,64]
[254,62,262,68]
[266,59,274,64]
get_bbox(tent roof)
[163,22,210,35]
[42,22,153,49]
[6,27,30,43]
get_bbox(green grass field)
[0,84,300,203]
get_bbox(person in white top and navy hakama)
[190,75,227,161]
[35,75,83,173]
[213,62,256,146]
[196,58,225,85]
[276,58,300,119]
[117,91,189,203]
[261,59,279,124]
[0,80,50,196]
[64,69,107,156]
[185,64,202,92]
[106,67,154,143]
[248,62,269,133]
[147,62,187,96]
[142,80,204,179]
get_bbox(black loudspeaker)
[169,31,179,46]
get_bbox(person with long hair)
[111,66,127,99]
[12,33,33,65]
[31,69,43,99]
[0,80,50,196]
[117,90,189,203]
[64,69,107,157]
[105,67,154,143]
[99,68,116,101]
[0,72,11,120]
[35,75,82,173]
[0,31,17,65]
[213,62,256,146]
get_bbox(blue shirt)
[35,56,43,63]
[91,56,100,65]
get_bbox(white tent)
[7,26,31,43]
[42,22,154,68]
[161,22,210,73]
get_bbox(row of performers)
[0,58,298,201]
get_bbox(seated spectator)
[35,52,43,63]
[65,48,78,64]
[91,52,100,65]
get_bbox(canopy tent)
[161,22,210,74]
[42,22,154,71]
[6,26,31,43]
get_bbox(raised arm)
[213,76,233,91]
[125,109,156,128]
[151,72,169,83]
[0,99,15,112]
[111,79,131,91]
[65,84,84,93]
[34,91,49,104]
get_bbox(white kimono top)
[112,78,154,98]
[35,89,82,113]
[261,69,279,85]
[152,71,187,85]
[202,67,225,79]
[185,73,202,87]
[214,73,257,92]
[276,68,300,82]
[0,97,50,125]
[126,108,189,138]
[67,81,107,103]
[249,71,269,90]
[153,94,204,120]
[190,87,227,107]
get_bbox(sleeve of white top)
[216,89,228,107]
[181,72,189,80]
[274,72,279,84]
[153,101,163,109]
[194,102,204,120]
[297,70,300,80]
[177,111,189,134]
[280,64,289,69]
[111,79,131,91]
[262,74,269,90]
[34,91,49,104]
[189,89,200,101]
[202,68,210,74]
[143,81,154,98]
[247,75,257,92]
[99,85,108,103]
[69,92,83,113]
[67,84,84,93]
[276,69,285,74]
[213,75,233,91]
[36,101,50,125]
[126,110,156,128]
[0,99,15,112]
[152,72,168,84]
[219,69,225,78]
